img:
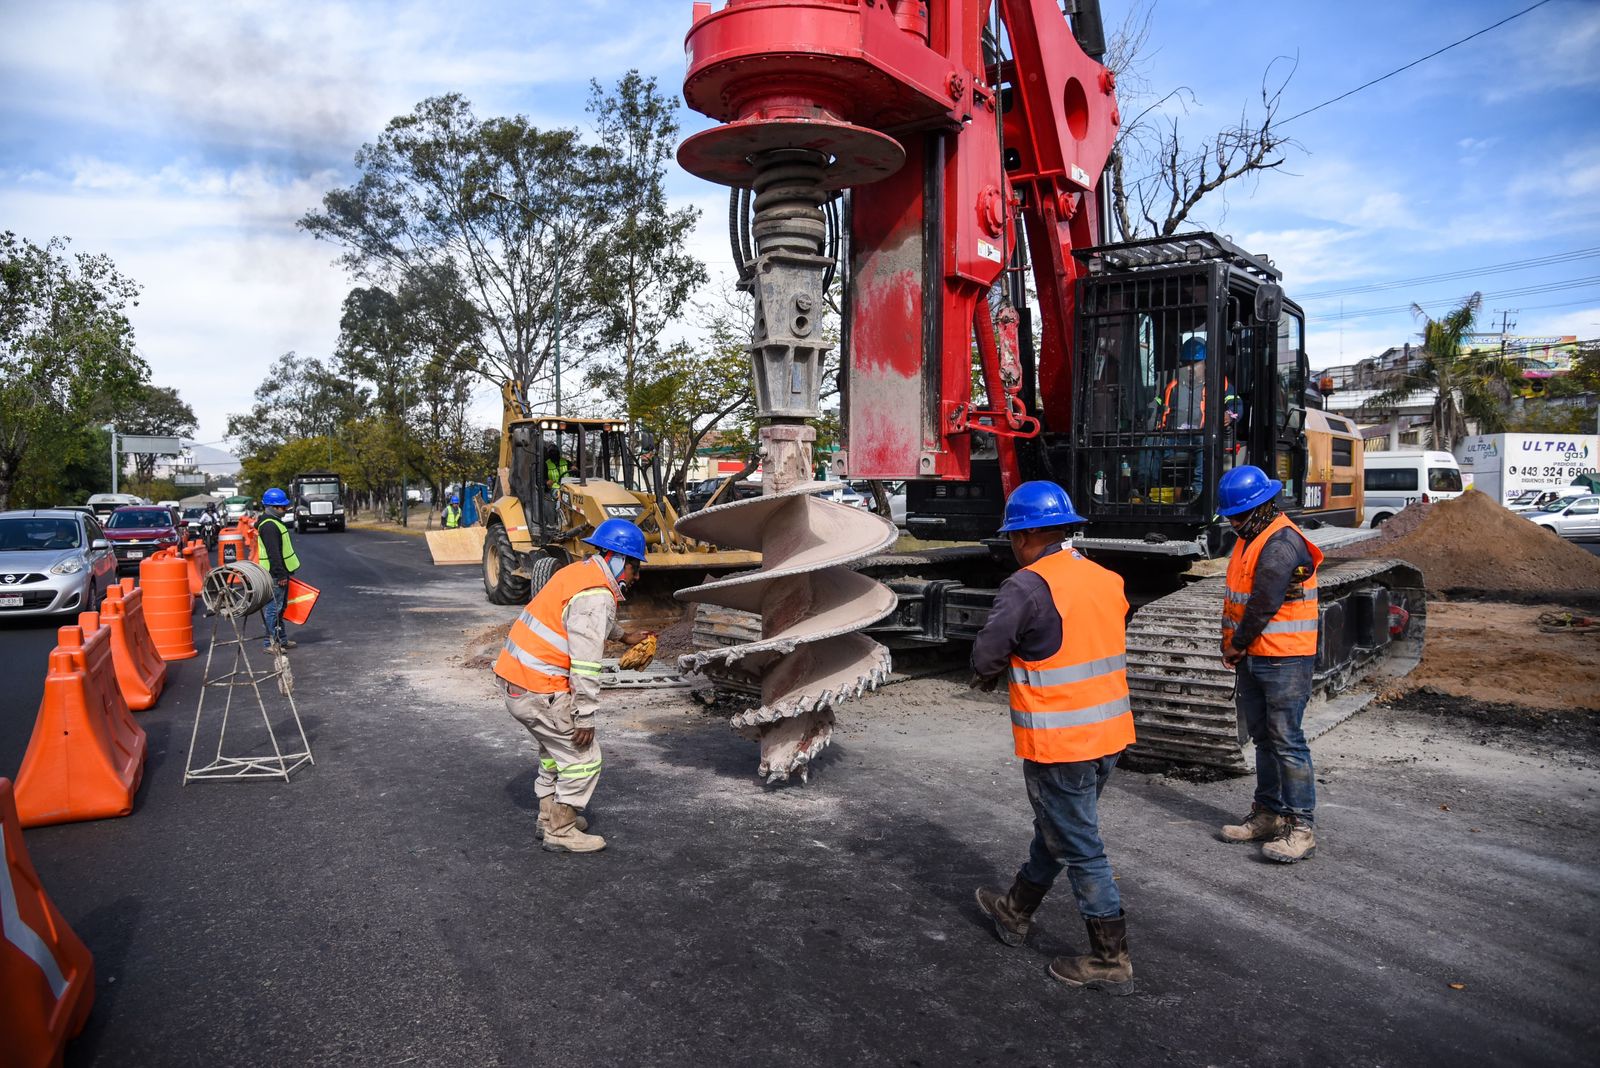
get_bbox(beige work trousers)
[503,684,603,810]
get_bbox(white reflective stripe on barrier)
[516,610,570,654]
[1010,696,1133,730]
[501,642,566,677]
[1009,653,1127,688]
[0,823,68,1000]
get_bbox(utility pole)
[106,423,119,493]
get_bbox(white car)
[818,485,866,508]
[1526,495,1600,540]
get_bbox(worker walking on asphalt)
[494,519,652,853]
[442,494,462,529]
[1216,465,1323,863]
[970,481,1137,996]
[256,487,301,653]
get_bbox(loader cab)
[505,416,640,541]
[1069,232,1307,559]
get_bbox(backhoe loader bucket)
[426,526,487,566]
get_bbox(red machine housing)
[679,0,1119,490]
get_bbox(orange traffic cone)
[0,777,95,1067]
[216,527,246,566]
[97,584,167,710]
[139,549,196,661]
[14,619,148,827]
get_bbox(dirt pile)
[1330,491,1600,594]
[1391,601,1600,710]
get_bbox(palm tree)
[1366,292,1520,450]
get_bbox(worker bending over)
[1216,465,1322,863]
[493,519,651,853]
[970,481,1136,996]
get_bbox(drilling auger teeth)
[674,485,900,781]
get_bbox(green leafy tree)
[584,72,708,418]
[226,352,369,465]
[1366,292,1521,450]
[300,94,612,402]
[0,232,147,508]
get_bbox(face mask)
[604,554,628,581]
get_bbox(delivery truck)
[1455,433,1599,505]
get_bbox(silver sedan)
[0,509,119,618]
[1526,495,1600,540]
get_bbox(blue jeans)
[1018,755,1122,919]
[1236,654,1316,823]
[261,581,289,648]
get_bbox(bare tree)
[1103,3,1300,240]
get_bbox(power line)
[1298,246,1600,301]
[1279,0,1555,126]
[1306,277,1600,322]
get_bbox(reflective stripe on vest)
[255,515,300,573]
[1157,375,1235,429]
[494,558,614,693]
[1007,547,1136,763]
[1221,512,1324,657]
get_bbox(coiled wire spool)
[201,561,276,618]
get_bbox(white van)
[86,492,149,520]
[1362,450,1464,527]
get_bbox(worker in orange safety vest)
[494,519,652,853]
[969,480,1136,996]
[1217,465,1323,863]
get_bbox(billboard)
[119,434,184,454]
[1456,433,1598,502]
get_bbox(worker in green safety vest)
[545,443,569,492]
[442,494,462,528]
[257,487,303,653]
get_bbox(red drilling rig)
[674,0,1424,781]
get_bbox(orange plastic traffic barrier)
[183,540,211,596]
[282,577,320,625]
[97,584,167,711]
[138,549,196,661]
[14,619,148,827]
[0,777,95,1067]
[216,526,247,566]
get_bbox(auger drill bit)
[675,149,899,783]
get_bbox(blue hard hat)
[262,487,290,507]
[1181,336,1207,363]
[997,480,1086,533]
[1217,465,1282,516]
[449,494,460,504]
[583,518,647,561]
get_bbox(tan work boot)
[1221,804,1287,843]
[1049,913,1134,996]
[542,802,606,853]
[1261,817,1316,863]
[535,795,587,840]
[975,875,1049,947]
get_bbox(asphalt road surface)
[1,530,1595,1066]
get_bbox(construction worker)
[256,487,301,653]
[1155,336,1240,500]
[442,494,462,529]
[1216,465,1322,863]
[494,518,652,853]
[970,481,1136,996]
[544,442,569,493]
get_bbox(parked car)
[103,505,183,572]
[685,477,760,512]
[818,484,866,508]
[1503,489,1545,510]
[1526,494,1600,540]
[0,509,118,617]
[1518,486,1588,514]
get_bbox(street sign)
[120,434,184,454]
[173,472,206,486]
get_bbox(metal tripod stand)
[183,563,314,783]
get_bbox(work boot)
[1221,803,1287,843]
[1261,817,1316,863]
[534,795,587,839]
[542,802,606,853]
[1049,913,1134,996]
[974,875,1049,947]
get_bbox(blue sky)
[2,0,1597,449]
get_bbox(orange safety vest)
[494,557,618,693]
[1157,374,1236,429]
[1008,548,1137,763]
[1222,512,1323,657]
